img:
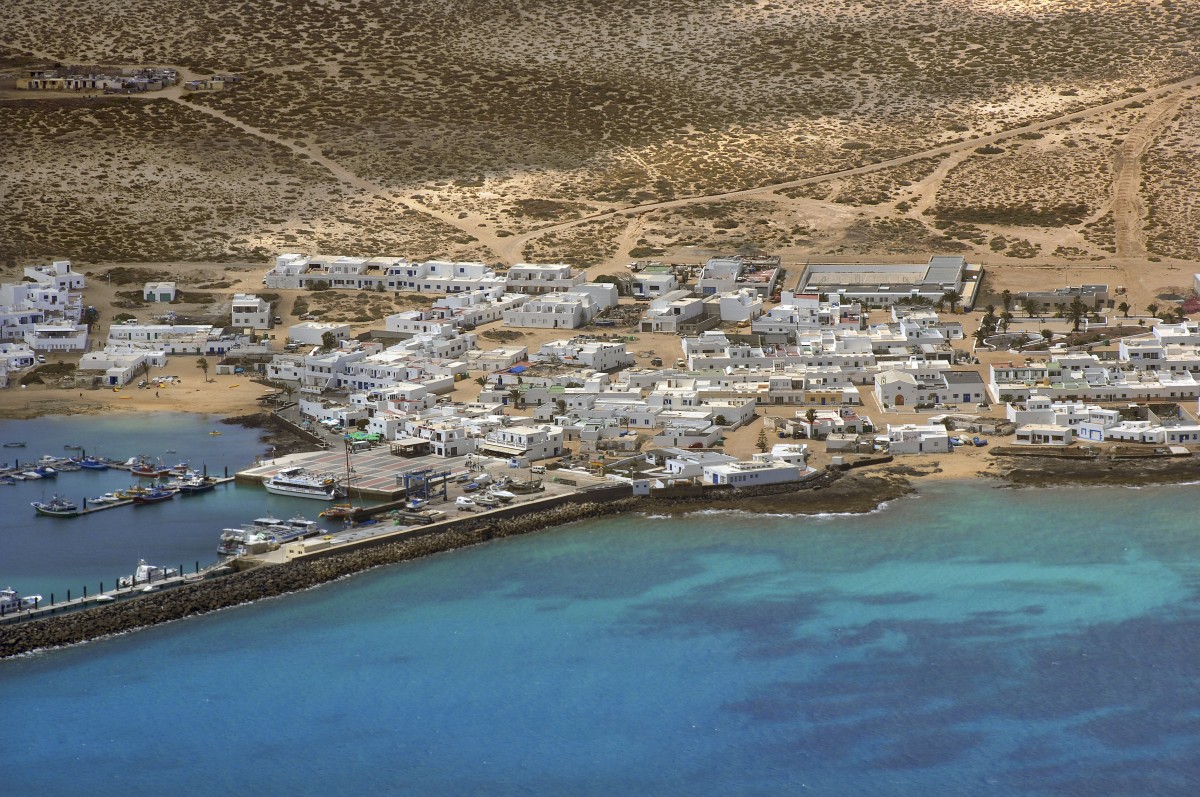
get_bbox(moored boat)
[262,466,343,500]
[176,475,216,494]
[79,457,110,471]
[31,495,81,518]
[0,586,42,614]
[132,486,178,505]
[89,492,123,505]
[117,559,179,588]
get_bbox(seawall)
[0,472,880,659]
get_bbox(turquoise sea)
[4,415,1200,794]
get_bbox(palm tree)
[999,311,1013,333]
[474,375,487,387]
[1147,302,1160,319]
[1000,290,1014,313]
[1117,301,1130,318]
[941,290,963,313]
[196,357,210,383]
[973,326,988,347]
[1021,299,1041,319]
[1066,296,1089,332]
[506,388,522,409]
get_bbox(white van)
[531,465,547,475]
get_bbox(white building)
[503,293,597,329]
[886,424,951,455]
[718,289,764,323]
[231,294,272,330]
[429,288,529,328]
[476,424,565,461]
[702,459,803,486]
[287,322,352,347]
[504,263,587,295]
[797,256,969,308]
[533,339,634,372]
[641,290,704,333]
[696,257,743,295]
[143,282,177,302]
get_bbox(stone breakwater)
[0,472,891,659]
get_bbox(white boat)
[262,467,344,500]
[489,489,516,503]
[219,515,325,555]
[117,559,179,588]
[474,494,500,509]
[0,586,42,614]
[455,496,477,511]
[90,492,122,505]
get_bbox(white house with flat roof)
[503,293,597,329]
[476,424,565,461]
[231,293,271,329]
[287,321,352,347]
[143,282,177,302]
[641,290,704,333]
[702,459,803,486]
[886,424,951,454]
[504,263,587,295]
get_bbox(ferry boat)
[117,559,180,588]
[31,495,81,518]
[262,467,343,500]
[0,586,41,614]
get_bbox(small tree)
[320,331,338,351]
[714,414,729,427]
[1147,302,1160,319]
[756,427,769,453]
[1021,299,1041,319]
[1000,289,1014,312]
[999,311,1013,333]
[474,375,488,387]
[1117,301,1130,318]
[1041,329,1054,344]
[196,357,210,382]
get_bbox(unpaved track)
[1111,93,1188,258]
[493,73,1200,263]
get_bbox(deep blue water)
[4,461,1200,795]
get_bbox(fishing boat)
[64,444,83,450]
[0,586,42,614]
[132,486,178,505]
[262,467,343,500]
[167,462,191,476]
[117,560,179,588]
[0,476,15,486]
[31,495,81,518]
[79,457,109,470]
[130,458,169,478]
[319,503,357,519]
[176,475,216,495]
[2,441,26,448]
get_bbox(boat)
[33,466,57,479]
[31,495,81,518]
[132,486,178,505]
[488,489,516,504]
[117,559,179,588]
[319,503,357,519]
[455,496,477,511]
[262,466,344,500]
[64,444,83,450]
[2,441,26,448]
[89,492,123,504]
[176,475,216,495]
[209,431,222,436]
[167,462,191,476]
[0,586,42,614]
[20,471,43,480]
[78,457,110,470]
[218,514,326,555]
[130,458,169,478]
[404,497,428,511]
[0,476,15,486]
